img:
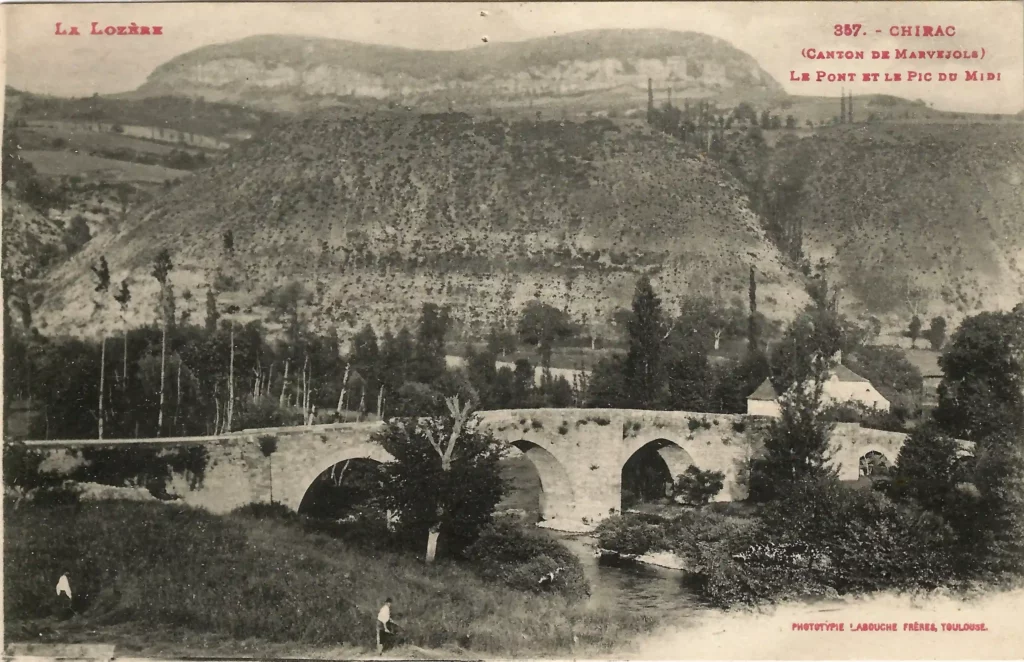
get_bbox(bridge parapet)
[10,409,926,529]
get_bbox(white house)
[746,363,890,418]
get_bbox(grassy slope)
[3,501,655,657]
[20,151,191,183]
[35,112,806,338]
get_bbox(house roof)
[748,378,778,401]
[831,364,870,383]
[746,363,874,401]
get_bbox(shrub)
[463,517,589,601]
[593,514,668,557]
[665,508,760,560]
[731,419,747,433]
[673,466,725,506]
[687,418,702,432]
[761,478,959,593]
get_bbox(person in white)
[376,597,393,654]
[56,572,72,600]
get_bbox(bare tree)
[421,395,473,563]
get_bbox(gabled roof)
[748,378,778,401]
[831,364,870,383]
[746,363,874,401]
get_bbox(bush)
[593,514,668,557]
[665,509,760,560]
[761,478,959,593]
[673,466,725,506]
[463,517,589,601]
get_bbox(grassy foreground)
[3,500,656,657]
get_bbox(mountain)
[134,30,786,113]
[33,111,808,339]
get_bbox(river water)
[549,531,701,616]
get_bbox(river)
[549,531,701,616]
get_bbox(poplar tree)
[624,276,665,408]
[152,249,173,435]
[92,257,111,439]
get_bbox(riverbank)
[3,500,658,658]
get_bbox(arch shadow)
[621,438,695,508]
[509,439,576,523]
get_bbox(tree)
[92,257,111,439]
[972,428,1024,575]
[375,396,506,563]
[748,266,760,351]
[113,279,131,392]
[623,276,665,408]
[750,357,837,502]
[674,466,725,506]
[926,316,947,350]
[517,300,574,367]
[887,424,970,514]
[413,303,451,384]
[62,215,92,254]
[152,249,173,435]
[908,315,922,348]
[934,309,1024,441]
[205,289,219,333]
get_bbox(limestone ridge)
[136,30,786,111]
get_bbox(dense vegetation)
[594,303,1024,608]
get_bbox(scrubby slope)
[1,196,65,280]
[36,112,806,339]
[779,123,1024,322]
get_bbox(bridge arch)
[508,439,576,523]
[621,437,695,507]
[278,442,394,512]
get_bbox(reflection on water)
[550,531,700,616]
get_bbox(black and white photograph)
[2,1,1023,659]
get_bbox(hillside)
[769,123,1024,324]
[1,195,65,281]
[135,30,785,113]
[34,111,807,340]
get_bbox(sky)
[3,1,1023,114]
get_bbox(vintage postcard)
[2,1,1023,660]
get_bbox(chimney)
[840,88,846,124]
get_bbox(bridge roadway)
[17,408,912,530]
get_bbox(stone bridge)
[16,409,913,530]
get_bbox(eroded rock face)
[138,30,784,110]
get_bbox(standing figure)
[376,597,393,654]
[55,571,73,618]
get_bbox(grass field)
[19,124,207,157]
[3,500,657,658]
[21,150,191,183]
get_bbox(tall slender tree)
[113,279,131,392]
[623,276,665,408]
[91,257,111,438]
[748,266,759,351]
[152,249,173,435]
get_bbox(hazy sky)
[3,2,1023,113]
